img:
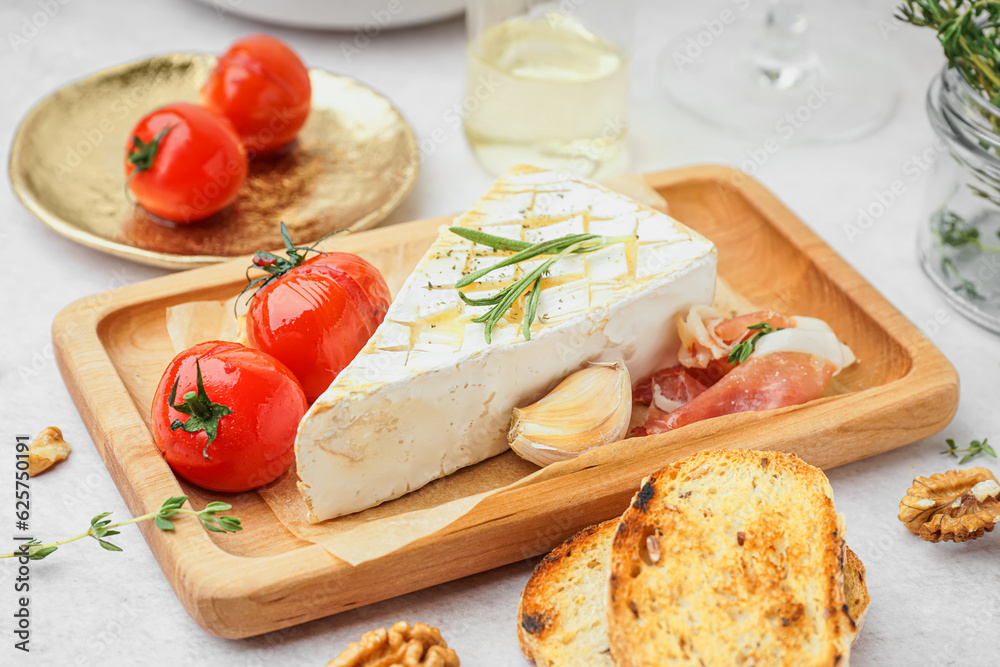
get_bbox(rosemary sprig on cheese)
[727,322,784,365]
[450,227,637,343]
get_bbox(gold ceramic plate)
[9,53,419,269]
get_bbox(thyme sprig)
[0,496,241,561]
[450,228,636,343]
[897,1,1000,107]
[942,437,997,463]
[933,210,1000,299]
[899,2,1000,300]
[727,322,784,365]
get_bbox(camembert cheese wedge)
[296,166,717,521]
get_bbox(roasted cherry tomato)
[125,102,247,223]
[151,341,307,492]
[244,229,391,403]
[200,34,312,154]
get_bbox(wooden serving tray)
[53,166,958,639]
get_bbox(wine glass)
[659,0,899,143]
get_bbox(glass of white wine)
[464,0,634,177]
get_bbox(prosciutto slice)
[633,367,709,407]
[639,308,856,436]
[643,351,837,434]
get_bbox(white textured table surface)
[1,1,998,665]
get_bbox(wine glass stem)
[753,0,817,89]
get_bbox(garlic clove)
[509,360,632,467]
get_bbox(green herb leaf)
[28,545,58,560]
[158,496,188,517]
[944,438,958,457]
[447,227,533,253]
[203,501,233,513]
[154,516,175,531]
[523,276,543,341]
[97,539,123,553]
[726,322,783,365]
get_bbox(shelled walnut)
[899,468,1000,543]
[329,621,460,667]
[28,427,71,476]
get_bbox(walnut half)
[899,468,1000,543]
[329,621,460,667]
[28,427,71,476]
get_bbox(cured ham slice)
[631,367,709,437]
[640,308,857,435]
[633,367,708,407]
[643,351,836,434]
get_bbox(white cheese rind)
[295,166,717,521]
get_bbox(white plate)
[198,0,464,30]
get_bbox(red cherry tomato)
[125,102,247,223]
[246,247,391,403]
[201,34,312,154]
[151,341,307,492]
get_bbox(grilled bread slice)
[843,547,869,641]
[517,523,869,666]
[518,520,618,667]
[607,449,855,667]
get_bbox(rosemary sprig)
[450,228,636,343]
[0,496,241,561]
[942,437,997,464]
[727,322,784,365]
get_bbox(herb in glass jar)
[900,1,1000,329]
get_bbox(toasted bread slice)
[518,524,869,666]
[843,547,869,641]
[607,450,855,667]
[518,520,618,667]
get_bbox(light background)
[0,1,997,665]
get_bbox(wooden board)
[53,166,958,639]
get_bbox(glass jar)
[463,0,634,178]
[919,66,1000,333]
